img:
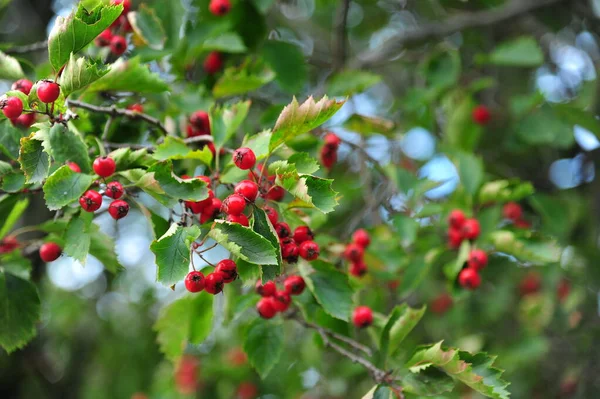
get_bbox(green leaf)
[299,260,353,321]
[151,224,201,286]
[261,40,307,93]
[444,92,482,151]
[42,165,94,211]
[443,240,471,281]
[58,54,110,97]
[154,294,214,360]
[202,32,247,53]
[478,179,534,204]
[270,95,346,151]
[379,304,426,365]
[487,36,543,67]
[0,120,24,160]
[153,137,213,164]
[47,2,123,70]
[149,160,209,202]
[516,105,574,148]
[212,59,275,98]
[119,169,172,207]
[391,214,418,247]
[402,368,455,396]
[128,5,166,50]
[89,229,121,273]
[87,56,169,93]
[287,153,320,174]
[63,212,93,264]
[454,152,484,195]
[406,342,510,399]
[210,101,251,148]
[243,129,272,161]
[0,272,41,353]
[0,50,24,80]
[0,161,11,178]
[0,253,32,280]
[208,220,278,266]
[343,114,395,136]
[327,70,382,96]
[252,207,282,281]
[422,48,461,91]
[1,171,25,193]
[243,318,284,378]
[0,199,29,240]
[45,124,92,173]
[18,134,50,184]
[491,232,560,264]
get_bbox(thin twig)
[332,0,351,71]
[301,318,373,357]
[4,41,48,54]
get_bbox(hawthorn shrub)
[0,0,595,398]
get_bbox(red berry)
[274,222,291,238]
[430,293,453,314]
[186,189,215,214]
[519,272,541,296]
[281,241,299,263]
[284,275,305,295]
[185,271,205,293]
[448,209,466,229]
[299,240,319,261]
[196,175,211,185]
[200,197,222,223]
[462,218,481,241]
[189,111,211,134]
[1,97,23,119]
[79,190,103,212]
[233,147,256,170]
[11,79,33,95]
[93,156,116,177]
[221,194,246,216]
[293,226,314,244]
[264,185,285,201]
[127,103,143,113]
[215,259,237,283]
[320,146,337,169]
[263,205,278,225]
[324,132,341,148]
[204,52,223,74]
[236,382,258,399]
[467,249,488,271]
[209,0,231,16]
[256,297,277,319]
[503,202,522,222]
[39,242,61,262]
[13,112,35,128]
[458,268,481,289]
[514,218,531,229]
[205,272,225,294]
[0,236,19,254]
[234,180,259,202]
[255,280,276,297]
[557,278,570,303]
[227,213,249,227]
[352,229,370,248]
[110,35,127,56]
[472,105,491,125]
[447,227,464,249]
[272,291,292,312]
[37,81,61,104]
[343,243,364,262]
[349,261,367,277]
[95,29,113,47]
[112,0,131,14]
[105,181,124,199]
[352,306,373,328]
[108,199,129,220]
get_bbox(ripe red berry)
[324,132,341,148]
[256,297,277,319]
[263,205,278,225]
[299,240,319,261]
[264,185,285,201]
[37,81,61,104]
[462,218,481,241]
[281,241,299,263]
[472,105,491,126]
[11,79,33,95]
[352,306,373,328]
[519,272,541,296]
[557,278,570,303]
[93,156,116,177]
[349,260,367,277]
[352,229,370,248]
[215,259,237,283]
[467,249,488,271]
[79,190,103,212]
[227,213,249,227]
[95,29,113,47]
[320,146,337,169]
[67,162,81,173]
[458,268,481,289]
[112,0,131,14]
[105,181,124,199]
[447,227,463,249]
[12,112,35,128]
[343,243,364,262]
[293,226,314,244]
[200,197,222,223]
[274,222,291,238]
[503,202,522,222]
[514,218,531,229]
[233,147,256,170]
[1,97,23,119]
[221,194,246,216]
[236,382,258,399]
[234,180,259,202]
[39,242,62,262]
[205,272,225,294]
[448,209,466,229]
[255,280,276,297]
[186,189,215,214]
[272,291,292,312]
[189,111,210,133]
[127,103,143,113]
[0,236,19,254]
[209,0,231,16]
[284,275,305,295]
[185,271,205,293]
[110,35,127,56]
[430,293,453,315]
[108,199,129,219]
[204,51,223,74]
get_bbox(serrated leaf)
[270,95,345,151]
[208,220,278,266]
[379,304,426,365]
[0,161,11,178]
[212,59,275,98]
[327,70,382,96]
[406,342,510,399]
[0,120,25,160]
[0,50,24,80]
[89,228,121,273]
[63,212,93,264]
[42,165,94,211]
[491,232,561,265]
[153,136,213,164]
[149,160,209,202]
[48,3,123,70]
[0,272,41,353]
[401,368,455,396]
[487,36,543,67]
[18,134,50,184]
[243,318,284,378]
[261,40,307,93]
[151,224,201,286]
[154,294,214,360]
[0,253,32,280]
[203,32,247,53]
[287,153,320,174]
[236,258,261,283]
[87,56,169,93]
[343,114,395,136]
[478,179,534,204]
[1,170,25,193]
[119,168,172,206]
[0,198,29,240]
[210,101,251,148]
[252,207,282,281]
[42,124,92,173]
[128,5,166,50]
[58,54,110,97]
[299,260,353,321]
[243,129,272,161]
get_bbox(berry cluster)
[320,132,341,169]
[209,0,231,16]
[276,222,320,263]
[185,259,238,295]
[94,0,133,56]
[343,229,371,277]
[447,210,488,290]
[255,275,305,319]
[503,201,530,228]
[472,104,491,126]
[1,79,61,127]
[175,355,200,395]
[352,306,373,328]
[0,236,19,254]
